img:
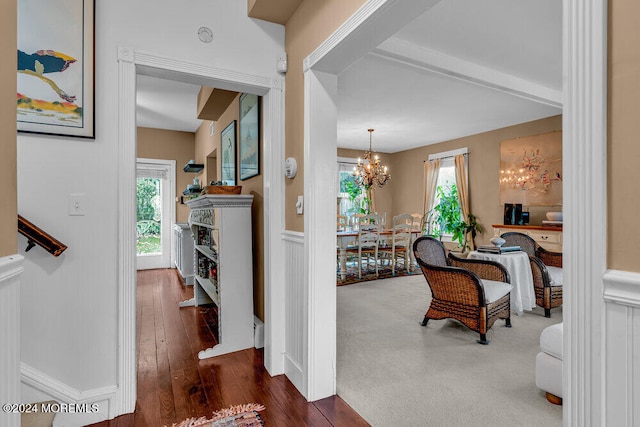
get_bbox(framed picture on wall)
[239,93,260,180]
[221,120,236,186]
[17,0,95,138]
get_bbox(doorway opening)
[136,158,175,270]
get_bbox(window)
[337,157,364,220]
[427,148,468,240]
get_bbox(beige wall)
[194,96,266,321]
[0,0,17,257]
[284,0,368,232]
[380,116,563,247]
[137,127,195,223]
[609,0,640,272]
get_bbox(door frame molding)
[116,47,285,415]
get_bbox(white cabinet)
[492,225,563,252]
[173,223,194,285]
[180,194,254,359]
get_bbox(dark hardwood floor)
[88,269,368,427]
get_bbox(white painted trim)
[263,83,286,376]
[0,255,25,285]
[562,0,608,425]
[282,230,304,243]
[337,156,358,165]
[0,255,24,427]
[21,363,118,425]
[304,69,339,401]
[427,147,468,161]
[603,270,640,308]
[117,47,286,416]
[373,38,562,108]
[116,48,137,417]
[304,0,441,74]
[282,231,306,395]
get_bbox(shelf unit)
[180,194,254,359]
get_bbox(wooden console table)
[492,224,563,252]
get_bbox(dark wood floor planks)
[88,269,368,427]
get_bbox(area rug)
[337,264,421,286]
[172,403,265,427]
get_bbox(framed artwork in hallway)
[17,0,95,138]
[221,120,237,186]
[239,93,260,180]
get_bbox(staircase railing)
[18,215,68,256]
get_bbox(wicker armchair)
[500,232,563,318]
[413,236,513,345]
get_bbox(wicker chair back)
[413,236,448,267]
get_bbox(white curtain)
[421,159,440,231]
[454,154,471,248]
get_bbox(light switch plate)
[296,195,303,214]
[69,193,86,216]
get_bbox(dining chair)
[379,214,413,275]
[411,213,422,232]
[413,236,513,344]
[500,232,563,318]
[348,213,365,231]
[336,215,347,231]
[346,213,380,278]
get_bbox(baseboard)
[254,315,264,349]
[21,363,117,426]
[284,355,305,399]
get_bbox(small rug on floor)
[337,265,421,286]
[172,403,265,427]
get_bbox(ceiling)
[136,0,562,153]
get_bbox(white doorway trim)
[115,47,285,416]
[135,158,176,270]
[303,1,607,424]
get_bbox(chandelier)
[353,129,391,188]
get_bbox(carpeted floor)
[337,274,563,427]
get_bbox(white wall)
[17,0,283,422]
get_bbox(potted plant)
[432,185,482,252]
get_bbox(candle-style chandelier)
[354,129,391,188]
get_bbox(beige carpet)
[337,275,563,427]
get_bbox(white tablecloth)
[467,250,536,316]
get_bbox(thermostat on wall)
[284,157,297,179]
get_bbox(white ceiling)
[136,0,562,153]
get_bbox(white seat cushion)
[480,280,513,304]
[547,266,563,286]
[540,322,563,359]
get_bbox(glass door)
[136,159,174,270]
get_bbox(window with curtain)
[428,148,468,240]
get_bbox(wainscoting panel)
[282,231,306,394]
[0,255,24,427]
[21,362,117,426]
[603,269,640,426]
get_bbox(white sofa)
[535,322,563,404]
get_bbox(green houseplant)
[432,184,482,251]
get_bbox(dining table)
[336,229,421,280]
[467,250,536,316]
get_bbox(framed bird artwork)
[17,0,95,138]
